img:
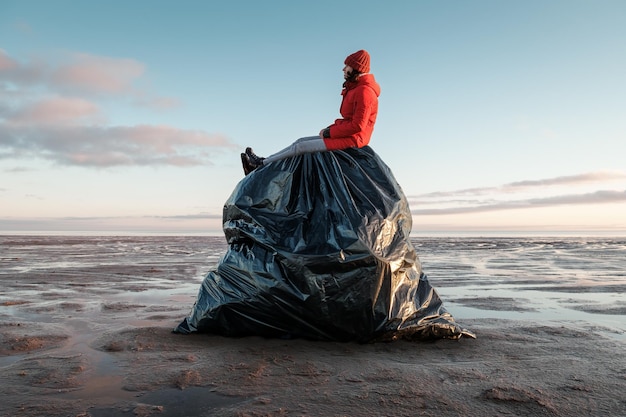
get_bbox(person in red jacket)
[241,49,381,175]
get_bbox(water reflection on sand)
[1,235,625,340]
[413,237,626,339]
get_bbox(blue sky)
[1,0,625,235]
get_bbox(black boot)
[245,147,265,166]
[240,153,254,175]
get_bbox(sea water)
[1,235,624,339]
[412,236,626,339]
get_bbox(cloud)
[412,190,626,215]
[7,96,102,126]
[0,49,19,70]
[1,50,148,97]
[0,49,47,88]
[13,21,33,35]
[59,212,223,221]
[132,95,181,110]
[0,123,235,167]
[2,166,31,173]
[0,213,224,233]
[152,213,223,220]
[0,50,234,167]
[504,172,626,190]
[407,172,626,216]
[51,53,144,95]
[24,193,44,200]
[0,49,181,110]
[413,171,626,199]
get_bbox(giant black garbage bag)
[175,146,474,342]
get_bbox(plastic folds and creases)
[175,146,474,342]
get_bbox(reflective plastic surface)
[176,147,474,341]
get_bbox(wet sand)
[1,235,625,417]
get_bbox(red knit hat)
[344,49,370,73]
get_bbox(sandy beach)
[1,235,625,417]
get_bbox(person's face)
[343,65,353,80]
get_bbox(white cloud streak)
[412,172,626,199]
[411,189,626,215]
[407,171,626,215]
[0,124,234,167]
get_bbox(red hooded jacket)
[324,73,381,150]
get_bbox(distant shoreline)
[2,230,626,238]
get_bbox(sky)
[1,0,625,236]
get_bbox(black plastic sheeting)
[175,146,474,342]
